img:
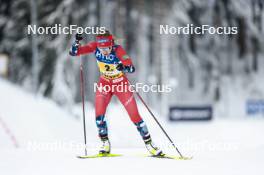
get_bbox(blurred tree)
[251,0,263,72]
[0,0,263,112]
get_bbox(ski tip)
[147,154,193,160]
[178,156,193,160]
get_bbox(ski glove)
[69,42,79,56]
[116,62,135,73]
[116,62,124,71]
[69,33,83,56]
[75,33,83,41]
[125,65,135,73]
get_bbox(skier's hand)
[124,65,135,73]
[116,62,135,73]
[75,33,83,41]
[116,62,124,71]
[69,33,83,56]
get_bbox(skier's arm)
[70,41,97,56]
[77,42,97,56]
[69,33,97,56]
[116,45,135,73]
[116,45,133,66]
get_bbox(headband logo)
[97,39,109,43]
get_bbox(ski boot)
[99,138,111,154]
[145,140,164,156]
[135,120,164,156]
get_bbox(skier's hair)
[96,30,111,37]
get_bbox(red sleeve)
[115,45,133,66]
[77,42,97,55]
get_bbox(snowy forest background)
[0,0,264,118]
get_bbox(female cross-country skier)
[70,30,163,156]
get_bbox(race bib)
[97,61,122,76]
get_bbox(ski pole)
[79,55,88,156]
[80,58,88,156]
[75,34,88,156]
[128,80,184,158]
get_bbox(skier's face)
[98,46,112,56]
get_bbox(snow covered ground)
[0,78,263,175]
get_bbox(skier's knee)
[129,113,142,123]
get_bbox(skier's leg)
[115,89,154,142]
[95,78,112,153]
[95,83,112,153]
[114,78,163,155]
[114,78,151,142]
